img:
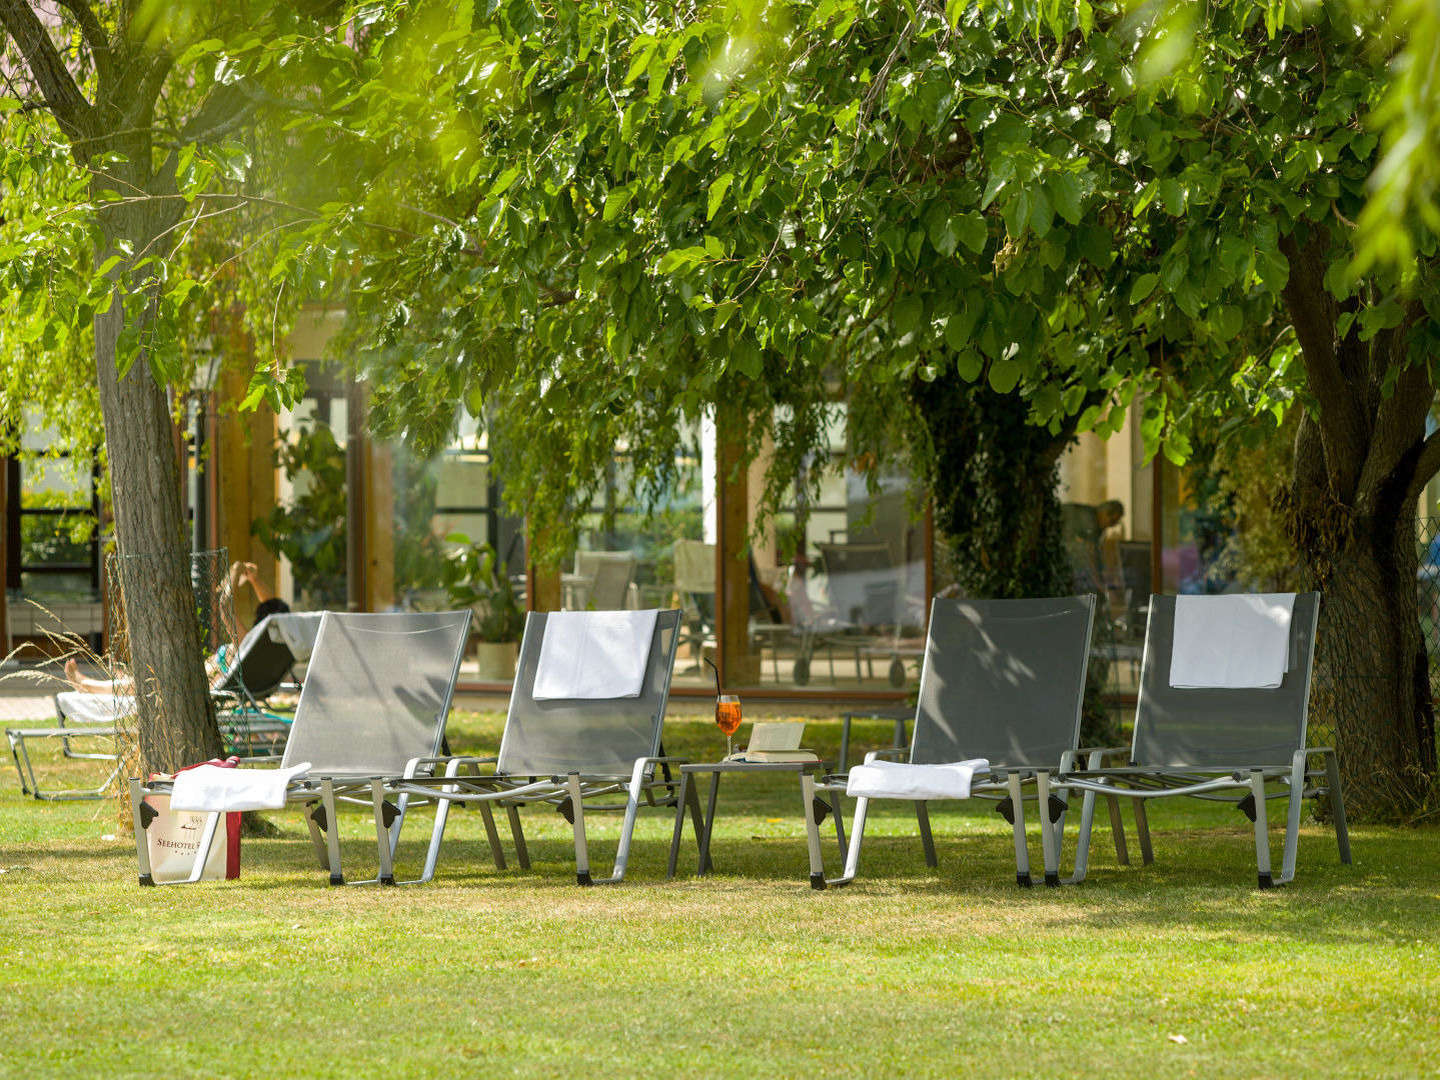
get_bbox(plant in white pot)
[442,534,525,681]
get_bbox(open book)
[724,721,820,763]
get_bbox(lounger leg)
[130,779,155,887]
[799,774,826,890]
[305,801,329,870]
[387,792,410,862]
[601,759,647,884]
[321,779,344,886]
[371,780,395,885]
[1107,795,1130,866]
[187,813,222,884]
[478,801,506,871]
[828,794,868,887]
[828,789,846,858]
[915,801,938,867]
[1036,772,1060,887]
[568,773,592,886]
[667,772,690,880]
[1280,750,1307,885]
[1007,773,1031,887]
[9,732,35,797]
[1251,770,1273,889]
[507,805,530,869]
[1324,750,1351,865]
[418,786,453,884]
[1132,800,1153,865]
[1068,785,1097,885]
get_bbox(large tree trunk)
[94,222,221,775]
[1281,228,1439,821]
[1288,415,1438,823]
[911,375,1116,744]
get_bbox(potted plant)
[442,533,525,680]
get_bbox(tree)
[186,1,1440,816]
[0,1,359,772]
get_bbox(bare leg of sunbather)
[64,658,133,695]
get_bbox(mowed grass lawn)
[1,707,1436,1079]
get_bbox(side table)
[667,760,848,890]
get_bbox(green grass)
[2,709,1436,1079]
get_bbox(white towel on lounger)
[171,761,312,812]
[845,758,990,801]
[1169,593,1294,689]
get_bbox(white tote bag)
[141,758,242,883]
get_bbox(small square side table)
[666,760,848,890]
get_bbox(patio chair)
[127,610,471,886]
[375,608,696,887]
[801,594,1112,888]
[1051,592,1350,889]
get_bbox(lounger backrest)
[212,615,295,701]
[1131,593,1319,769]
[909,595,1095,769]
[281,611,471,776]
[496,609,681,778]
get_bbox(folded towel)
[532,610,659,700]
[846,758,991,801]
[57,690,136,725]
[262,611,325,662]
[1169,593,1295,689]
[170,761,312,812]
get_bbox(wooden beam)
[716,402,759,687]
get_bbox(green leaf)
[603,186,634,223]
[987,357,1021,394]
[707,173,733,222]
[1049,173,1083,225]
[956,213,988,255]
[893,294,924,336]
[1130,273,1159,304]
[490,165,522,197]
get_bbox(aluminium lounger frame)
[127,610,471,887]
[377,609,698,887]
[801,594,1132,889]
[1049,592,1350,889]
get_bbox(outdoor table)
[666,760,848,890]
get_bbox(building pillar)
[215,365,278,629]
[527,523,562,612]
[364,438,395,612]
[716,401,759,686]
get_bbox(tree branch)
[0,0,96,144]
[1279,229,1367,498]
[1410,429,1440,504]
[54,0,111,85]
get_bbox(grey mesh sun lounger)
[374,609,695,886]
[1049,592,1350,888]
[802,595,1118,888]
[127,610,471,886]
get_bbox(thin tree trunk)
[94,246,221,775]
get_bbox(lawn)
[1,708,1436,1079]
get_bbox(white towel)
[262,612,325,662]
[532,610,659,700]
[1169,593,1295,689]
[170,762,312,812]
[57,691,136,725]
[846,758,990,801]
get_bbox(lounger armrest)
[1068,746,1131,773]
[401,754,498,780]
[861,748,910,764]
